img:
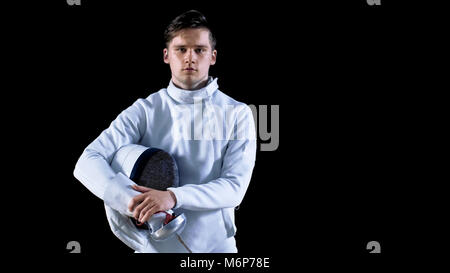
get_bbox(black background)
[4,0,447,269]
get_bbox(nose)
[184,49,196,64]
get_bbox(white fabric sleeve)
[168,106,257,211]
[103,172,139,217]
[73,99,148,211]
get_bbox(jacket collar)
[166,77,218,104]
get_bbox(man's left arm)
[168,106,257,211]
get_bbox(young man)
[74,10,256,253]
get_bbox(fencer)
[73,10,256,253]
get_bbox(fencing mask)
[108,144,186,242]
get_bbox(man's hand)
[128,185,177,223]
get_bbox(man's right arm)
[73,99,148,214]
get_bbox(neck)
[172,76,209,91]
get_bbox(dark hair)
[164,10,216,50]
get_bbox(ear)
[163,48,169,64]
[210,49,217,65]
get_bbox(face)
[164,28,217,90]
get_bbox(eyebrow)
[173,45,209,48]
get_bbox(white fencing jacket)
[73,77,256,253]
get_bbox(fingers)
[128,192,147,212]
[132,184,152,193]
[136,201,162,223]
[133,198,154,220]
[128,186,153,212]
[127,188,167,223]
[140,206,160,223]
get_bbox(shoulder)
[116,89,166,119]
[144,89,166,104]
[130,89,167,109]
[213,90,252,115]
[214,90,249,108]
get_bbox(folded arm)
[168,106,257,211]
[73,99,147,215]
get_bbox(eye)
[177,48,187,53]
[195,48,205,54]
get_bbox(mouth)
[183,68,196,71]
